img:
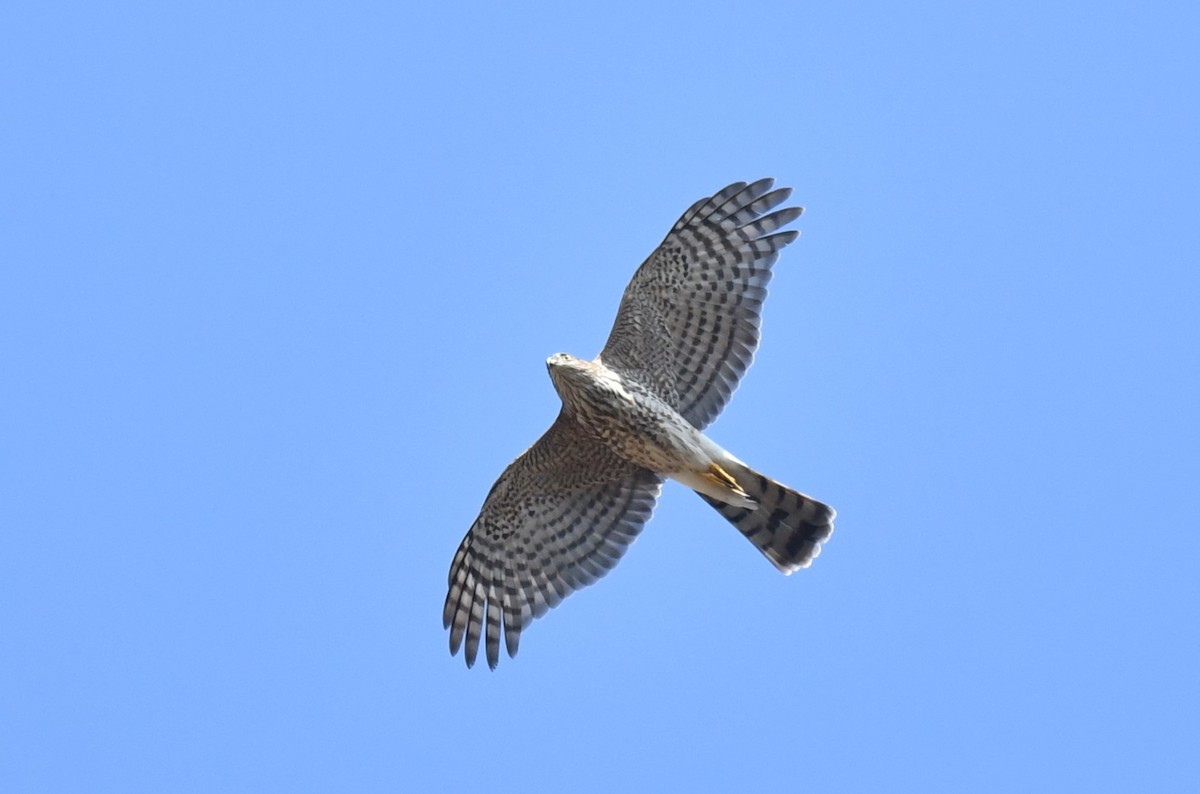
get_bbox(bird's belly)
[582,404,708,475]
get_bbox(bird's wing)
[599,179,802,429]
[444,411,662,669]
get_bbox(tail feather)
[696,465,835,574]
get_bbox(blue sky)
[3,1,1198,791]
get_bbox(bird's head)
[546,352,588,394]
[546,352,580,370]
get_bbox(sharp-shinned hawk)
[444,179,835,668]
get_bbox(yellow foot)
[703,463,748,498]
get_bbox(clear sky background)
[3,2,1198,791]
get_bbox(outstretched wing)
[599,179,803,429]
[444,411,662,669]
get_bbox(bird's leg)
[703,462,750,499]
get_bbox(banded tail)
[696,463,835,574]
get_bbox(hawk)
[444,179,835,668]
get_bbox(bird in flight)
[444,179,835,668]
